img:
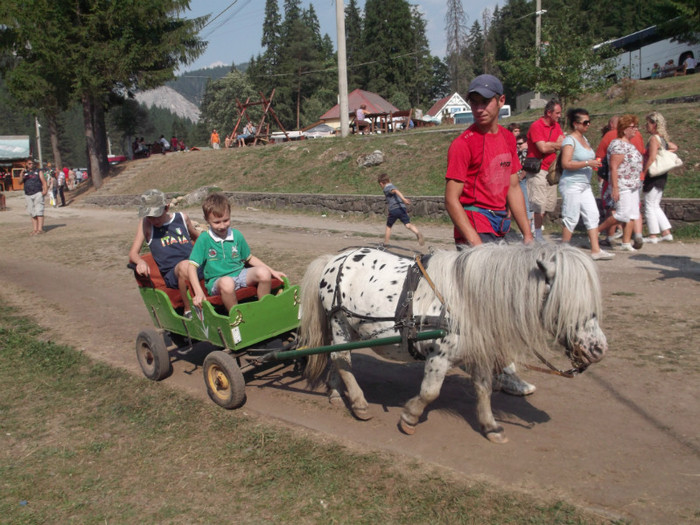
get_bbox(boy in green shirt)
[188,193,286,312]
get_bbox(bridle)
[525,347,590,378]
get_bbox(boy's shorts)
[208,268,249,296]
[164,264,203,289]
[527,169,557,213]
[387,207,411,227]
[25,192,45,217]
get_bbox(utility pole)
[336,0,349,137]
[34,117,43,167]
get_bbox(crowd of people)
[505,100,677,257]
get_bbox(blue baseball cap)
[468,74,503,98]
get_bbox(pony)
[300,243,607,443]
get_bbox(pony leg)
[326,361,345,408]
[331,351,372,420]
[399,353,451,435]
[473,371,508,444]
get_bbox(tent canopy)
[320,89,399,120]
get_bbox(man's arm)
[445,179,481,246]
[506,173,534,243]
[534,134,563,155]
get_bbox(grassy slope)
[110,75,699,200]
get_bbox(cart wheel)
[135,329,172,381]
[203,351,246,409]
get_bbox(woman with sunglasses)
[596,114,645,251]
[642,111,677,243]
[559,108,612,260]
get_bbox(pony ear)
[536,258,556,284]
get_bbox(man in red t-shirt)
[445,75,532,246]
[525,99,564,241]
[444,74,535,397]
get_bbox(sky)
[183,0,498,72]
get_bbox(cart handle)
[258,329,447,364]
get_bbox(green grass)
[0,305,615,524]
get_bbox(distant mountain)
[168,63,248,106]
[135,86,201,123]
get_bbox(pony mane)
[416,243,602,373]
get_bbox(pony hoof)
[485,430,508,444]
[399,418,416,435]
[353,408,372,421]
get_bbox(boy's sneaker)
[611,229,624,239]
[661,233,674,242]
[592,250,615,260]
[183,311,193,319]
[643,236,659,244]
[494,371,536,396]
[619,243,636,252]
[632,236,644,250]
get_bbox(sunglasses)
[517,142,525,145]
[577,120,591,126]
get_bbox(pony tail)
[299,254,333,386]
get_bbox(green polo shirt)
[189,228,251,294]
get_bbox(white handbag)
[648,137,682,177]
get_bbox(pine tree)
[445,0,469,94]
[345,0,364,89]
[0,0,206,188]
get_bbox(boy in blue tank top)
[129,189,202,317]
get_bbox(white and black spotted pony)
[300,243,607,443]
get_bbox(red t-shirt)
[596,129,645,158]
[526,117,563,170]
[445,124,520,236]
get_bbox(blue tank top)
[148,212,193,275]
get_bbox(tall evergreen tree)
[360,0,416,98]
[0,0,206,188]
[345,0,364,89]
[445,0,469,94]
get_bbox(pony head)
[537,245,607,369]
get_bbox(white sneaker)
[643,236,659,244]
[611,229,624,240]
[619,243,636,252]
[494,371,536,396]
[592,250,615,260]
[661,234,674,242]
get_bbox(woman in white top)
[559,108,612,260]
[642,111,677,243]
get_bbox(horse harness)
[327,248,449,360]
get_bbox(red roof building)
[320,89,399,129]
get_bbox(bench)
[390,109,413,131]
[132,253,283,310]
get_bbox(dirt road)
[1,191,698,523]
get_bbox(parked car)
[303,123,335,139]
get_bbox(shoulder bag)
[648,135,682,177]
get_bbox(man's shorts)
[526,169,557,214]
[25,192,45,217]
[612,189,641,223]
[208,268,249,296]
[387,207,411,227]
[164,263,203,289]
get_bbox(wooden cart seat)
[133,253,282,309]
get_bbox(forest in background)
[1,0,696,169]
